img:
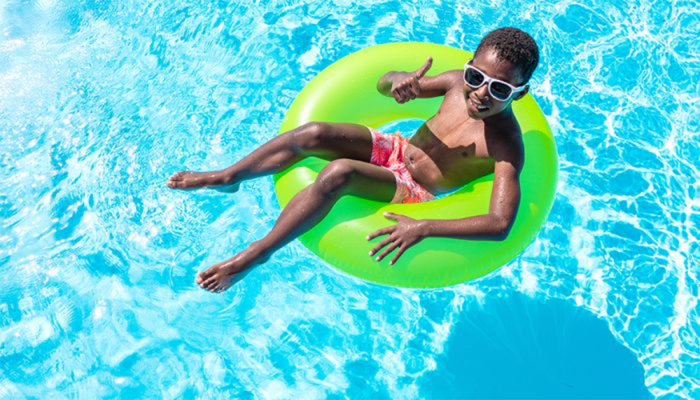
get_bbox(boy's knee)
[293,122,330,152]
[315,159,355,195]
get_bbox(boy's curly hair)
[475,27,540,85]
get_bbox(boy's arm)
[377,57,461,102]
[367,142,523,264]
[419,158,521,240]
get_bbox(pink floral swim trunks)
[367,127,436,204]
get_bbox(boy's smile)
[463,47,529,121]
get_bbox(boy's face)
[463,47,529,120]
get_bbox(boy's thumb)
[416,57,433,78]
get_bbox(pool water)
[1,0,697,398]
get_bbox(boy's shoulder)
[442,70,464,89]
[488,121,524,170]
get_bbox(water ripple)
[1,0,698,398]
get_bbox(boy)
[166,27,540,293]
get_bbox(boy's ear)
[513,85,529,101]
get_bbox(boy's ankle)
[219,170,238,185]
[246,240,272,263]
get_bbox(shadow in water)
[422,291,651,399]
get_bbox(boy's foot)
[166,171,239,192]
[196,243,267,293]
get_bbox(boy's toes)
[197,277,212,290]
[172,171,188,180]
[196,270,214,286]
[206,283,219,292]
[203,276,219,291]
[218,282,231,292]
[166,171,188,188]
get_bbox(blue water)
[0,0,697,398]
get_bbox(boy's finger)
[370,236,395,256]
[404,85,417,100]
[409,79,420,96]
[391,88,402,102]
[383,212,397,220]
[397,86,409,102]
[415,57,433,78]
[384,212,406,221]
[390,245,408,265]
[377,241,400,261]
[367,227,393,240]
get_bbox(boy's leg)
[196,158,397,292]
[166,122,374,190]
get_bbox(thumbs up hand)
[390,57,433,104]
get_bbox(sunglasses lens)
[465,68,484,87]
[490,81,512,100]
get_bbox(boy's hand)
[391,57,433,104]
[366,212,428,265]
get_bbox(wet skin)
[166,47,527,293]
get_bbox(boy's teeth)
[470,99,488,111]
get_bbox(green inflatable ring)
[272,42,558,288]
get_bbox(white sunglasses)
[463,60,526,102]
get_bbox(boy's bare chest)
[403,94,506,193]
[413,91,495,155]
[406,121,496,193]
[413,117,489,156]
